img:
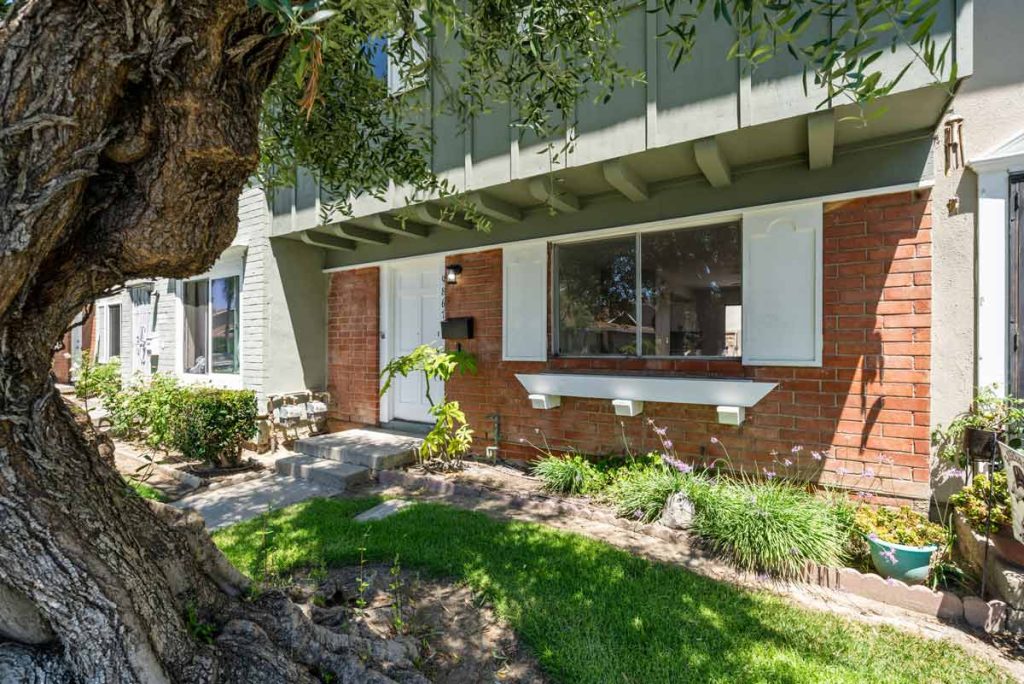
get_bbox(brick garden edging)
[377,468,1013,634]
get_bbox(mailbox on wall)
[441,317,474,340]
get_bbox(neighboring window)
[555,222,742,357]
[183,281,208,374]
[97,303,122,361]
[210,277,240,374]
[183,276,240,375]
[364,11,427,95]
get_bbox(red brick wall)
[443,189,932,501]
[329,189,932,501]
[327,267,381,428]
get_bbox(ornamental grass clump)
[606,464,687,523]
[532,452,607,496]
[687,478,848,577]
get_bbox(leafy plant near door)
[380,344,477,469]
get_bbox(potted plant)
[950,472,1024,568]
[932,388,1024,474]
[854,506,947,584]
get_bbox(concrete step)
[275,455,370,490]
[294,428,422,471]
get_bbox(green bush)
[606,465,686,523]
[687,478,847,577]
[104,373,185,447]
[532,452,607,496]
[949,472,1012,534]
[75,355,121,399]
[853,505,946,547]
[171,388,258,468]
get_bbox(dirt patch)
[431,461,547,498]
[287,564,545,683]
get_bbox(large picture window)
[183,276,239,375]
[555,222,741,358]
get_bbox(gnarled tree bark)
[0,2,399,681]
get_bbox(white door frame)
[379,256,445,423]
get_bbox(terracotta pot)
[991,525,1024,569]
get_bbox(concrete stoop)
[278,428,423,488]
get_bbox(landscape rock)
[659,493,695,530]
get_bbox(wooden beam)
[602,160,649,202]
[300,230,356,251]
[409,204,473,231]
[807,110,836,170]
[528,178,580,213]
[329,223,390,246]
[465,192,523,223]
[365,214,430,239]
[693,137,732,188]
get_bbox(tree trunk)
[0,2,401,681]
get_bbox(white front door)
[388,258,444,423]
[130,287,153,376]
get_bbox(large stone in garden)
[660,493,695,530]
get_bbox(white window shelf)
[514,372,777,408]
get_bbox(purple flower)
[880,548,898,565]
[810,450,823,461]
[654,426,668,437]
[662,454,693,474]
[864,467,876,478]
[763,468,776,480]
[879,454,894,466]
[939,467,966,484]
[663,439,673,449]
[783,458,793,467]
[867,533,879,541]
[886,578,897,586]
[791,445,804,454]
[710,436,720,444]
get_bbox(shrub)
[103,373,185,448]
[949,472,1012,534]
[75,355,121,399]
[687,478,847,577]
[171,388,258,468]
[532,452,606,496]
[606,465,686,523]
[853,505,946,547]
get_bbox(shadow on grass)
[213,498,1007,684]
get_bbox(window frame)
[95,300,122,363]
[552,221,743,361]
[176,259,244,389]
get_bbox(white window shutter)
[503,243,548,361]
[742,201,823,366]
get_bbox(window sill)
[514,371,776,408]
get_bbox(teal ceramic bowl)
[865,536,937,584]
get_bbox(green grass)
[213,498,1009,684]
[126,478,167,502]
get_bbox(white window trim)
[94,298,122,363]
[174,255,244,390]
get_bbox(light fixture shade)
[445,264,463,284]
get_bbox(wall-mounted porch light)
[444,264,463,285]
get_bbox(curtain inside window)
[183,280,209,374]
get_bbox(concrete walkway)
[172,472,337,530]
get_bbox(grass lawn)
[213,497,1009,684]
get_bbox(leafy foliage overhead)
[258,1,955,219]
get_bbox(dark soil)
[288,564,546,683]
